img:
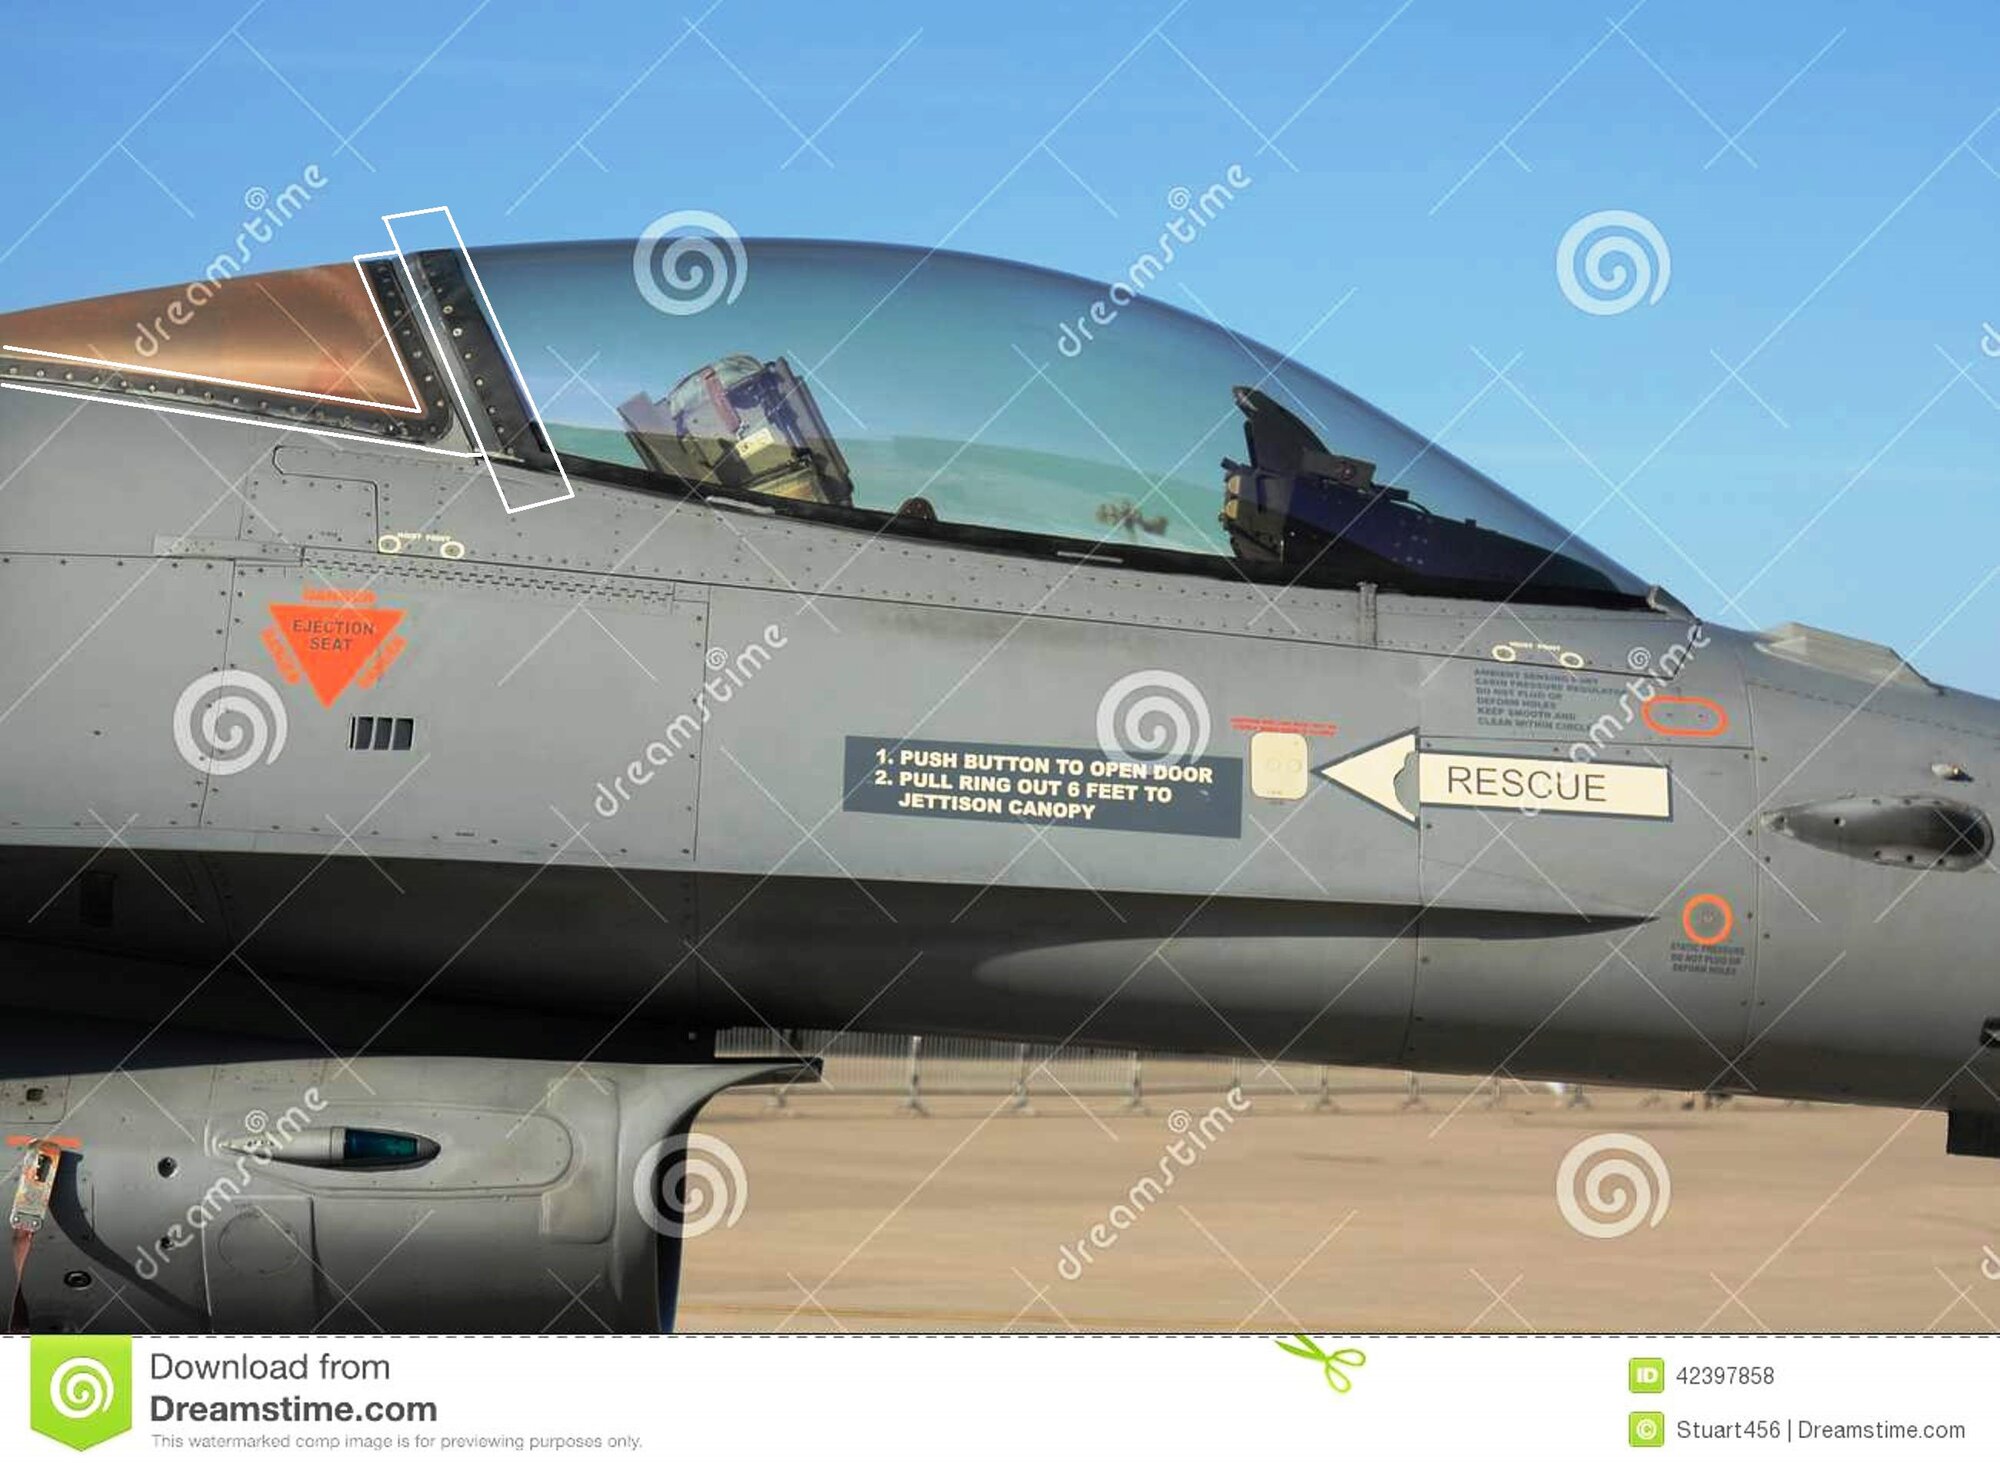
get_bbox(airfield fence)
[712,1028,1625,1113]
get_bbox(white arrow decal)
[1316,730,1419,823]
[1316,731,1671,824]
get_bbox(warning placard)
[263,587,406,707]
[843,737,1243,838]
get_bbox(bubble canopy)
[467,238,1648,604]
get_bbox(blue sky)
[4,0,1997,685]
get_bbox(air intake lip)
[1764,795,1991,872]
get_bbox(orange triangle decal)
[266,589,406,707]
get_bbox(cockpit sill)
[563,448,1667,613]
[0,348,1665,614]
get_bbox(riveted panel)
[0,552,232,839]
[203,557,706,872]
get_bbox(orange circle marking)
[1641,694,1730,738]
[1682,892,1734,946]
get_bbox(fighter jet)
[2,233,1995,1333]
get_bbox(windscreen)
[0,263,425,416]
[466,238,1647,602]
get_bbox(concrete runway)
[679,1084,2000,1332]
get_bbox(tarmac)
[678,1081,2000,1332]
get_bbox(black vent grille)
[349,716,415,752]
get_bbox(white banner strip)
[3,1334,1995,1467]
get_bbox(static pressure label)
[843,737,1243,838]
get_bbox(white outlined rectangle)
[380,207,578,514]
